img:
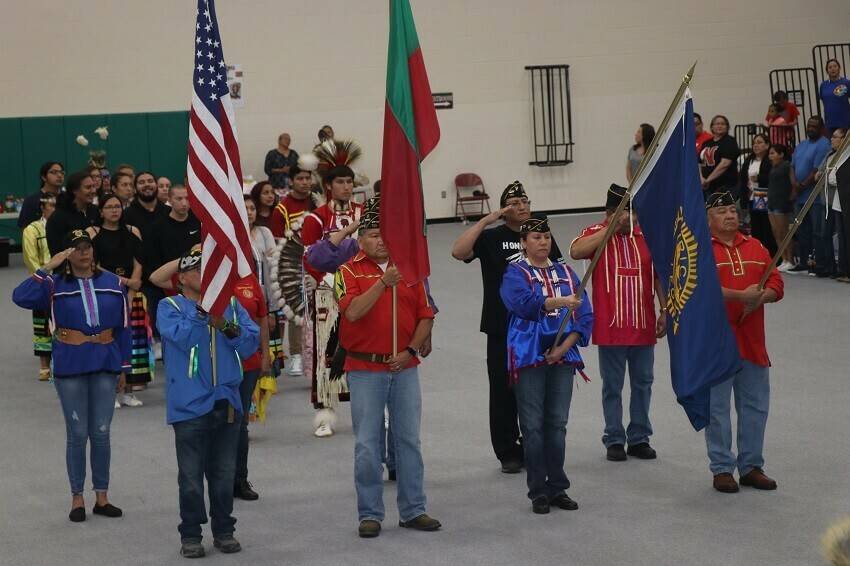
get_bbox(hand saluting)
[482,205,513,226]
[43,248,75,271]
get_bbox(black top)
[465,222,563,336]
[700,135,740,194]
[839,157,850,198]
[143,211,202,278]
[767,161,793,209]
[264,148,300,188]
[45,204,99,256]
[93,226,142,277]
[18,189,55,229]
[123,199,169,234]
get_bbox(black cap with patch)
[178,249,202,273]
[63,229,92,249]
[606,184,631,210]
[705,190,736,209]
[520,216,550,235]
[500,180,527,207]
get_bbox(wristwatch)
[405,346,418,357]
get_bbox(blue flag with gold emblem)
[630,91,741,430]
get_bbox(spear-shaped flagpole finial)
[684,61,697,84]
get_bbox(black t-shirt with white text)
[465,223,563,336]
[700,135,740,194]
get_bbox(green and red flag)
[380,0,440,284]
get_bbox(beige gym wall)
[1,0,848,217]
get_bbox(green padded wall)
[107,114,151,172]
[20,117,66,194]
[0,119,24,197]
[148,112,190,185]
[0,111,189,197]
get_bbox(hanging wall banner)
[226,64,244,107]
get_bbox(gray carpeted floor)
[1,213,848,566]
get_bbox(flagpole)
[758,133,850,289]
[549,62,697,350]
[392,286,398,357]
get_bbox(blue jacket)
[157,294,260,425]
[500,259,593,381]
[12,269,131,378]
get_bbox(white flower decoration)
[76,135,89,147]
[94,126,109,140]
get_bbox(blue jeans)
[514,364,575,500]
[173,401,240,541]
[349,368,426,522]
[704,361,770,476]
[54,373,118,495]
[598,346,654,447]
[236,369,260,482]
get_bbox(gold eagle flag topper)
[666,208,698,334]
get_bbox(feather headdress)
[314,139,362,178]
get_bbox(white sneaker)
[288,354,303,376]
[153,342,163,361]
[777,261,795,273]
[313,408,336,438]
[114,400,121,409]
[314,422,334,438]
[121,393,143,407]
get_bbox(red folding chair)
[454,173,491,223]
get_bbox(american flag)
[187,0,254,315]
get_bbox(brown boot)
[713,473,739,493]
[739,468,777,490]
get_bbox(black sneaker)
[358,519,382,538]
[180,540,205,558]
[531,496,550,514]
[213,534,242,554]
[549,492,579,510]
[92,503,123,517]
[626,443,657,460]
[233,479,259,501]
[500,459,523,474]
[606,444,628,461]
